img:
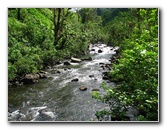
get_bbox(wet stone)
[102,76,109,80]
[71,57,82,63]
[64,61,71,65]
[71,78,79,82]
[56,71,61,73]
[55,61,61,65]
[110,48,113,50]
[79,86,87,91]
[91,88,99,91]
[98,49,103,53]
[99,63,104,65]
[89,75,94,78]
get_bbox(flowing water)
[8,43,133,122]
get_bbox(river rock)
[89,75,94,78]
[100,65,106,70]
[114,49,119,54]
[102,72,109,76]
[56,70,61,73]
[91,88,99,91]
[64,61,71,65]
[105,64,111,69]
[79,86,87,91]
[71,57,82,63]
[54,61,61,65]
[102,75,109,80]
[46,66,51,69]
[98,49,103,53]
[99,62,104,65]
[71,78,79,82]
[39,71,48,78]
[91,49,95,51]
[110,47,113,50]
[114,46,120,54]
[23,74,40,84]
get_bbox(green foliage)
[8,62,17,81]
[61,8,103,56]
[103,11,137,46]
[92,8,158,121]
[97,8,129,25]
[8,8,103,81]
[8,8,55,80]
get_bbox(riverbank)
[8,43,120,121]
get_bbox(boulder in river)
[91,49,95,51]
[102,72,109,76]
[71,57,82,63]
[23,74,40,84]
[98,49,103,53]
[110,47,113,50]
[89,75,94,78]
[99,62,104,65]
[64,68,69,71]
[79,86,87,91]
[64,61,71,65]
[71,78,79,82]
[39,71,49,78]
[102,75,109,80]
[56,70,61,74]
[91,88,99,91]
[100,65,106,70]
[54,61,61,65]
[113,46,120,54]
[105,64,111,69]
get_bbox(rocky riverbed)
[8,43,126,122]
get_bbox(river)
[8,43,122,121]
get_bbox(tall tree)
[53,8,71,49]
[17,8,21,21]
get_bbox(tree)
[92,8,158,121]
[53,8,71,49]
[8,8,103,81]
[17,8,21,21]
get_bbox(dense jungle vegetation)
[8,8,158,121]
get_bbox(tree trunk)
[53,9,57,46]
[53,8,71,49]
[17,8,21,21]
